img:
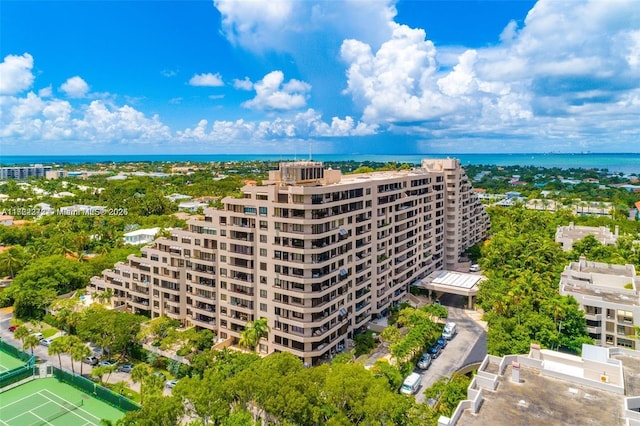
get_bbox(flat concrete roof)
[458,362,625,426]
[418,270,484,296]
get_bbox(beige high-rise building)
[89,158,490,365]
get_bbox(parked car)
[40,337,55,346]
[400,373,421,395]
[98,360,116,367]
[84,356,99,365]
[442,322,457,340]
[8,325,19,332]
[117,363,134,373]
[437,336,448,349]
[428,343,442,359]
[469,264,480,272]
[417,353,432,370]
[165,379,179,388]
[30,332,43,339]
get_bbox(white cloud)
[338,0,640,151]
[38,86,53,98]
[242,71,311,111]
[60,76,90,98]
[499,20,519,44]
[233,77,253,90]
[189,73,224,87]
[1,88,171,144]
[0,53,34,95]
[214,0,396,52]
[161,69,178,77]
[176,108,376,144]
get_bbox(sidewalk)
[463,308,488,331]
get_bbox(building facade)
[89,159,490,365]
[0,165,52,180]
[559,257,640,349]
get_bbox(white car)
[40,337,55,346]
[165,379,179,388]
[442,322,457,340]
[469,264,480,272]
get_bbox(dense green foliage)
[476,206,638,355]
[118,351,450,426]
[5,255,90,319]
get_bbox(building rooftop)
[449,344,638,426]
[559,257,639,306]
[555,222,618,251]
[458,361,624,425]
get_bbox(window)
[220,242,226,250]
[260,248,267,256]
[260,303,267,312]
[220,230,226,236]
[259,344,268,353]
[260,235,267,243]
[259,207,268,216]
[260,262,267,271]
[244,207,257,215]
[259,220,268,230]
[220,255,226,263]
[220,268,227,277]
[260,289,267,298]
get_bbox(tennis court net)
[32,398,84,425]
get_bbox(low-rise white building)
[123,228,161,245]
[559,257,640,349]
[555,222,619,251]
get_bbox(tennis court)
[0,378,126,425]
[0,349,25,374]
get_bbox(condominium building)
[0,165,52,180]
[559,257,640,349]
[89,159,489,365]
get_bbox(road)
[415,294,487,403]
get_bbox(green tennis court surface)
[0,378,126,425]
[0,349,25,374]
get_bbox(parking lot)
[414,295,487,403]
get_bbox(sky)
[1,0,639,156]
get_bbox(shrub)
[354,331,376,357]
[42,313,59,328]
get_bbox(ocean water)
[1,153,639,174]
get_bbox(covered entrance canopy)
[415,270,485,308]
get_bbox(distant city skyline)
[1,0,639,155]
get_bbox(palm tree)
[0,246,26,278]
[14,326,30,350]
[239,318,270,352]
[71,342,91,376]
[131,364,151,404]
[24,335,40,356]
[48,338,66,369]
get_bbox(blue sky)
[1,0,639,155]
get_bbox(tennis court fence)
[0,364,37,389]
[0,339,35,364]
[51,366,141,412]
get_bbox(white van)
[442,322,457,340]
[400,373,421,395]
